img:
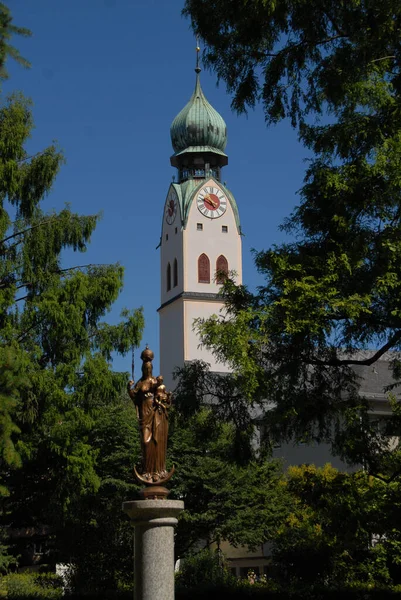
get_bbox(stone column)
[123,499,184,600]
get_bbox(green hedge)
[175,588,401,600]
[3,585,401,600]
[1,573,64,599]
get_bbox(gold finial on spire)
[195,36,201,74]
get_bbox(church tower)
[158,51,242,390]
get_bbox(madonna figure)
[127,346,173,485]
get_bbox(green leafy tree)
[0,3,32,571]
[270,464,400,589]
[184,0,401,474]
[170,362,290,557]
[0,91,144,567]
[0,2,31,81]
[184,0,401,127]
[0,2,144,576]
[59,394,140,593]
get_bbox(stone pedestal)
[123,499,184,600]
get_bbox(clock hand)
[204,194,217,208]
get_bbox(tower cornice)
[157,291,224,312]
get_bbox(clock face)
[196,186,227,219]
[165,189,178,225]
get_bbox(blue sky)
[5,0,308,378]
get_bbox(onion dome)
[170,70,228,167]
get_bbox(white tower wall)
[159,298,185,390]
[183,179,242,292]
[159,179,242,390]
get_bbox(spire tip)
[195,37,201,75]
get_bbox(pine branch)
[56,264,106,274]
[1,216,98,256]
[0,217,58,246]
[15,282,31,290]
[15,150,49,164]
[16,316,46,344]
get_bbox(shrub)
[3,572,63,599]
[175,548,236,590]
[175,586,401,599]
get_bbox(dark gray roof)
[350,351,399,399]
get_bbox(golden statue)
[127,347,174,497]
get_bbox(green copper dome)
[170,73,227,155]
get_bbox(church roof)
[170,73,228,157]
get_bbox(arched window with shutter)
[173,258,178,287]
[216,255,228,284]
[167,262,171,291]
[198,253,210,283]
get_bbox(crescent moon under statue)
[133,465,175,486]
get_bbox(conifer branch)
[0,217,58,246]
[56,264,106,274]
[16,150,49,164]
[15,282,30,291]
[16,318,45,343]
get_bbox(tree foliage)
[170,362,290,557]
[185,0,401,472]
[0,2,30,82]
[0,92,144,570]
[60,395,140,593]
[184,0,401,127]
[271,464,401,589]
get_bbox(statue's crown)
[141,346,154,362]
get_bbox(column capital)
[123,499,184,525]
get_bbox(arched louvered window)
[216,255,228,284]
[173,258,178,287]
[167,262,171,292]
[198,253,210,284]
